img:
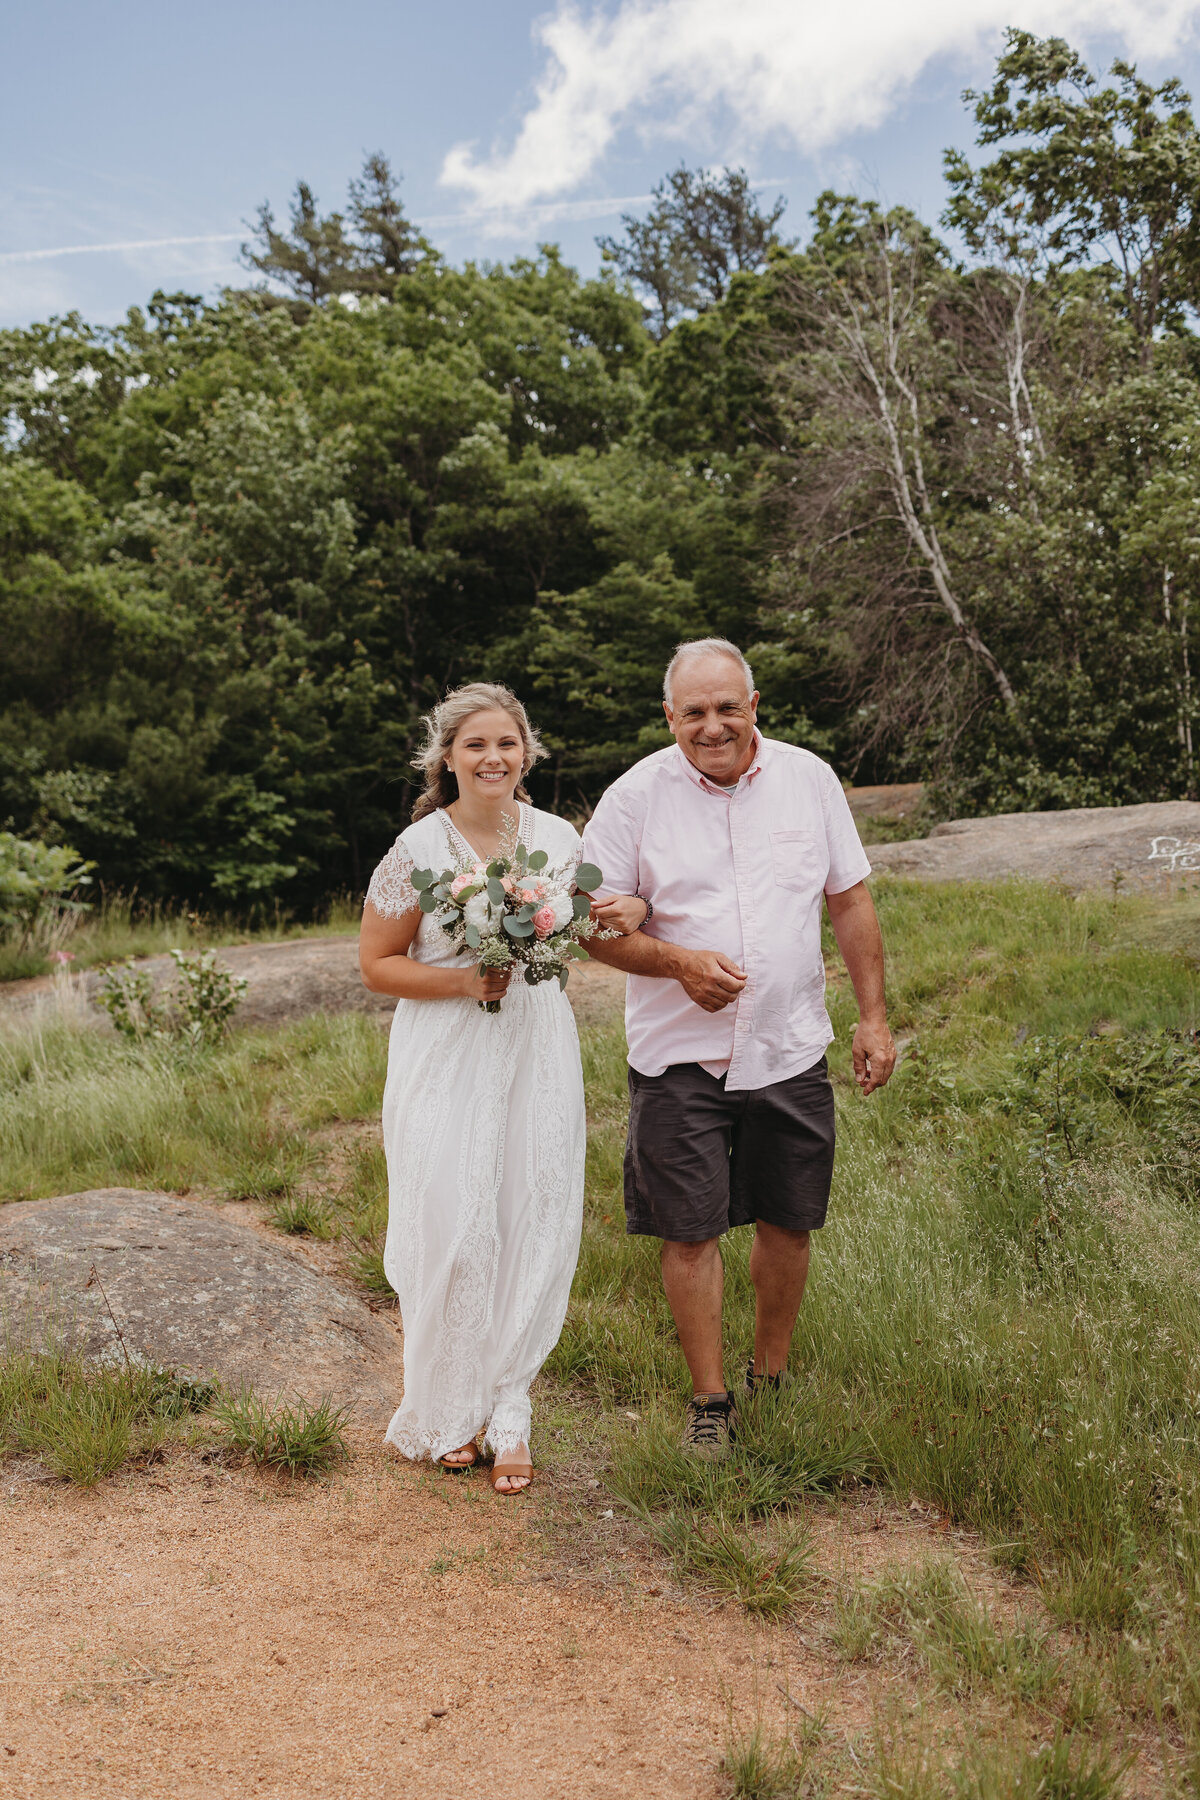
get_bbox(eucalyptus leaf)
[524,965,539,986]
[558,968,570,991]
[418,891,438,914]
[526,849,548,872]
[515,843,529,866]
[564,940,589,959]
[487,877,507,906]
[571,893,592,921]
[486,859,505,878]
[411,868,435,891]
[504,916,535,938]
[574,862,602,893]
[517,901,538,922]
[464,923,481,949]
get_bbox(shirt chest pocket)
[770,830,825,894]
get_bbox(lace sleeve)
[365,836,419,919]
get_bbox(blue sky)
[3,0,1200,330]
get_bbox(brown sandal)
[490,1451,533,1495]
[437,1441,480,1471]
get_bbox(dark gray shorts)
[623,1058,836,1243]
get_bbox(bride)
[359,682,645,1493]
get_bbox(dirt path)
[0,1442,990,1800]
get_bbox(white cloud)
[439,0,1200,208]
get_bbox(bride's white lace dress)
[365,802,586,1461]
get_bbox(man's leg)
[749,1220,810,1377]
[660,1236,726,1394]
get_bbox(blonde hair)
[410,682,546,822]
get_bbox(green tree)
[945,31,1200,352]
[598,164,790,337]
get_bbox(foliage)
[596,163,790,336]
[0,832,91,952]
[96,948,248,1046]
[1,35,1198,904]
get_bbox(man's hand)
[679,950,747,1013]
[852,1016,896,1095]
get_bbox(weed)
[954,1730,1125,1799]
[834,1560,1059,1703]
[96,950,248,1047]
[212,1388,350,1476]
[647,1509,813,1617]
[347,1245,392,1295]
[607,1388,869,1524]
[723,1718,811,1799]
[269,1194,337,1239]
[0,1350,213,1487]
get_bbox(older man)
[583,637,896,1459]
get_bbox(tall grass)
[0,1010,386,1201]
[0,890,364,982]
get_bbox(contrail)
[0,232,244,265]
[0,180,791,265]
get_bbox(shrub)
[97,948,248,1046]
[0,832,92,954]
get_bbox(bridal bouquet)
[411,821,607,1012]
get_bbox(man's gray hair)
[663,637,756,708]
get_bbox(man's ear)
[662,699,675,732]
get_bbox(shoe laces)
[687,1397,730,1443]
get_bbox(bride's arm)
[359,903,511,1004]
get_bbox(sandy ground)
[0,1433,1004,1800]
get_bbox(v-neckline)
[439,803,527,867]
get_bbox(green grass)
[722,1718,815,1799]
[833,1558,1060,1704]
[0,891,363,983]
[0,1010,385,1202]
[647,1507,814,1616]
[553,882,1200,1650]
[0,1348,215,1487]
[211,1388,350,1476]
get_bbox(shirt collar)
[674,729,767,794]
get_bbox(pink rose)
[450,873,472,898]
[533,904,556,939]
[519,883,545,904]
[501,876,517,894]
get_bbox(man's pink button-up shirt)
[580,735,872,1090]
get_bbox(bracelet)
[640,897,654,922]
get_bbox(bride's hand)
[591,893,648,935]
[462,963,513,1004]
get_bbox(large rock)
[0,1190,404,1425]
[868,800,1200,892]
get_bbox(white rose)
[550,893,575,932]
[463,891,500,938]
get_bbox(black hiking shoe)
[681,1392,737,1462]
[743,1360,790,1397]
